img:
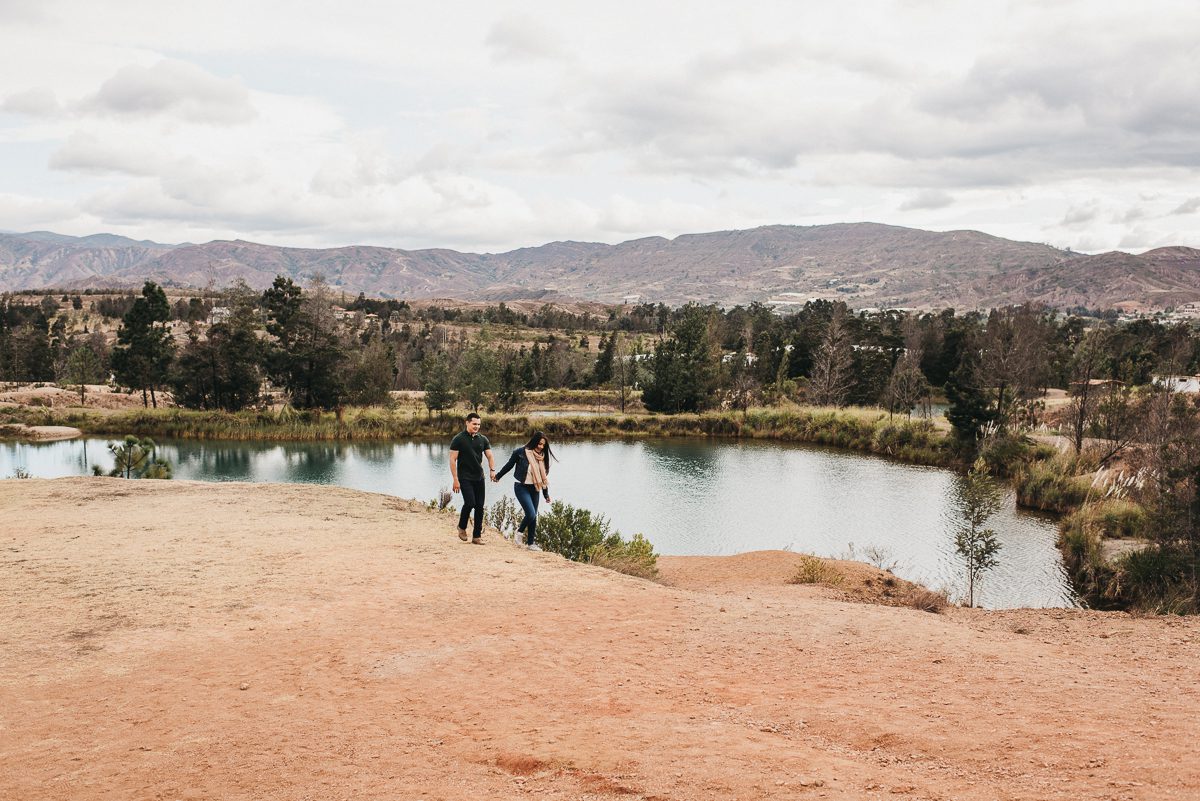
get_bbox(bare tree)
[885,345,931,417]
[808,304,855,407]
[978,304,1052,428]
[1065,328,1109,455]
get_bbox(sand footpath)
[1,477,1197,800]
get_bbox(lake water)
[1,436,1075,609]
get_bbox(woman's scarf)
[524,448,548,491]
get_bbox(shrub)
[536,501,614,562]
[1109,547,1198,615]
[1015,459,1090,513]
[904,587,949,613]
[487,495,522,537]
[1088,499,1146,539]
[589,532,659,579]
[787,554,844,586]
[978,433,1040,479]
[536,501,660,578]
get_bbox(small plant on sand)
[589,532,659,579]
[788,554,844,586]
[486,495,522,539]
[9,467,32,479]
[426,488,453,512]
[904,587,950,613]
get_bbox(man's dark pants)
[458,478,485,538]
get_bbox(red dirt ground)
[2,478,1197,800]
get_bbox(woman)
[493,431,553,550]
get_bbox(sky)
[1,0,1198,255]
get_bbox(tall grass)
[1014,458,1092,513]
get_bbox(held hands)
[489,469,497,483]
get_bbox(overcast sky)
[1,0,1197,254]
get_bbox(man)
[449,412,495,543]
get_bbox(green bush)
[536,501,614,562]
[589,532,659,579]
[536,501,660,579]
[1015,459,1091,512]
[979,434,1040,478]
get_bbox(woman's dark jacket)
[495,448,551,499]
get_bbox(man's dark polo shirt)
[450,430,491,481]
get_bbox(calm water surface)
[2,437,1075,609]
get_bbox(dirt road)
[1,478,1196,800]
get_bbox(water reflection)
[2,436,1076,609]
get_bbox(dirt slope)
[1,478,1197,800]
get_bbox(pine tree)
[420,354,456,414]
[642,306,720,413]
[111,282,174,407]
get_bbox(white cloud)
[1171,197,1200,215]
[486,15,568,63]
[81,60,256,125]
[900,190,954,212]
[1061,203,1101,228]
[0,1,1198,254]
[2,88,60,117]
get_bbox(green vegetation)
[104,435,172,479]
[0,404,956,467]
[7,280,1200,614]
[953,459,1002,608]
[532,501,659,579]
[787,554,845,586]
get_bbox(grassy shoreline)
[3,404,957,467]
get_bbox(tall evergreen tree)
[641,306,720,413]
[593,333,615,386]
[420,353,456,414]
[111,281,174,407]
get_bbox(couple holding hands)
[448,412,554,551]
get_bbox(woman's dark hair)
[523,430,554,471]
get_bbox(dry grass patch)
[787,554,845,586]
[904,587,950,614]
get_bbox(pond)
[1,436,1075,609]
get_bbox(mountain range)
[2,223,1198,310]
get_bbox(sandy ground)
[0,424,82,442]
[1,478,1197,801]
[0,383,168,411]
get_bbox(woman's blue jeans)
[513,483,541,545]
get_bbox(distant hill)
[1,224,1196,310]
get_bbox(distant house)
[1153,374,1200,393]
[209,306,230,324]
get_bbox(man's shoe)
[471,537,484,545]
[457,528,468,542]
